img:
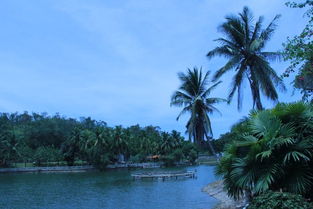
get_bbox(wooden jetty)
[131,170,196,180]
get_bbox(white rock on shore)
[202,180,246,209]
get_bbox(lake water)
[0,165,218,209]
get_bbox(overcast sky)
[0,0,307,137]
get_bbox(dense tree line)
[0,112,198,169]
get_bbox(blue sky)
[0,0,307,137]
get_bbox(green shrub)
[129,153,146,163]
[161,154,176,166]
[248,191,313,209]
[172,149,183,161]
[91,153,111,170]
[216,102,313,199]
[34,146,61,166]
[188,149,197,164]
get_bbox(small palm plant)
[171,67,226,154]
[216,102,313,200]
[207,7,285,110]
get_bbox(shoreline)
[0,161,200,173]
[0,155,217,174]
[0,165,96,173]
[202,180,247,209]
[0,162,165,173]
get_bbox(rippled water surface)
[0,165,218,209]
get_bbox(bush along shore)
[213,102,313,208]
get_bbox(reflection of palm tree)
[207,7,285,110]
[171,67,225,154]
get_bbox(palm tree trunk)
[204,132,217,157]
[253,87,263,110]
[193,127,197,144]
[247,73,263,110]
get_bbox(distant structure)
[131,170,196,181]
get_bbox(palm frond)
[228,63,247,109]
[259,14,281,49]
[219,15,246,47]
[251,16,264,43]
[239,6,253,45]
[206,97,227,105]
[283,151,310,163]
[212,55,242,81]
[176,106,191,121]
[202,81,223,97]
[261,52,283,62]
[207,46,236,59]
[170,90,192,107]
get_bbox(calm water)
[0,165,218,209]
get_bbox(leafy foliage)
[212,132,240,153]
[248,191,313,209]
[207,7,284,110]
[283,1,313,102]
[216,102,313,199]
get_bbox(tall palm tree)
[171,67,226,154]
[112,126,128,161]
[207,7,285,110]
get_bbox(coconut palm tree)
[171,67,226,154]
[112,126,128,162]
[160,132,178,155]
[207,7,285,110]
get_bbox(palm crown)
[171,67,225,152]
[207,7,285,110]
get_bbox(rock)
[202,180,247,209]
